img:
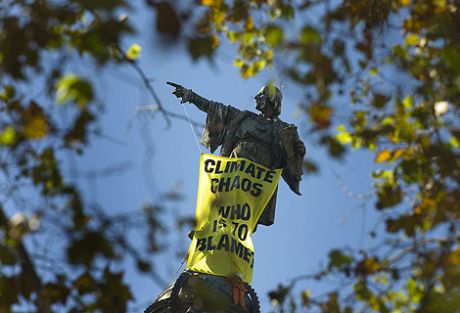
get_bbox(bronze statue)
[144,82,305,313]
[167,81,305,228]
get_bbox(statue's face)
[254,86,269,112]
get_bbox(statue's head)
[254,85,282,117]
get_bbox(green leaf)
[67,231,115,266]
[32,148,63,195]
[55,74,94,108]
[328,249,353,270]
[369,67,379,76]
[0,85,16,101]
[300,26,322,44]
[300,289,311,307]
[126,43,142,60]
[265,25,284,47]
[187,35,218,60]
[0,126,17,146]
[376,184,402,210]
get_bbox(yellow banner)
[186,154,282,283]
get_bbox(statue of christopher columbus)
[145,82,306,313]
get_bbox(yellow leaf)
[382,116,394,125]
[400,0,411,6]
[265,49,273,60]
[0,126,17,145]
[369,142,377,151]
[449,136,460,148]
[405,33,419,46]
[55,74,93,107]
[126,43,142,60]
[226,31,238,43]
[402,95,413,108]
[211,35,220,49]
[450,249,460,264]
[200,0,216,6]
[245,16,254,31]
[24,115,48,139]
[233,58,245,68]
[392,148,405,160]
[241,32,255,45]
[375,149,391,163]
[336,132,352,145]
[309,103,332,129]
[336,124,346,132]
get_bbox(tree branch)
[0,206,51,313]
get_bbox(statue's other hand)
[294,140,306,156]
[166,81,192,103]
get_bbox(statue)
[168,82,305,228]
[144,82,305,313]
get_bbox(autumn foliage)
[1,0,460,312]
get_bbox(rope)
[166,257,187,287]
[181,102,203,154]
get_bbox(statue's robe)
[200,101,304,227]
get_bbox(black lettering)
[264,171,275,183]
[243,247,251,263]
[218,177,231,192]
[231,221,239,235]
[231,237,244,257]
[215,160,224,174]
[241,178,251,192]
[231,205,241,219]
[250,183,262,197]
[196,238,206,251]
[238,224,249,241]
[204,159,215,173]
[230,175,241,191]
[216,234,230,251]
[239,160,246,172]
[245,163,256,177]
[207,236,216,251]
[228,161,239,173]
[224,160,231,173]
[241,203,251,220]
[255,166,265,179]
[218,206,229,218]
[210,178,219,193]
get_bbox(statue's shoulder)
[276,118,296,130]
[241,109,257,118]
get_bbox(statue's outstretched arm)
[167,81,210,113]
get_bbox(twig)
[125,58,172,128]
[0,206,51,313]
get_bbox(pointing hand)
[166,81,192,103]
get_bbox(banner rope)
[181,102,203,154]
[166,256,187,288]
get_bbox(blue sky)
[68,2,383,311]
